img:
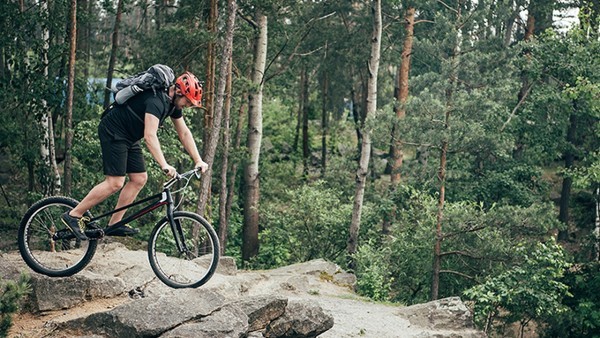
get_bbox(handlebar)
[163,168,201,189]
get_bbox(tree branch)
[440,250,483,259]
[237,9,257,29]
[264,12,336,83]
[501,81,534,132]
[437,0,458,14]
[440,269,476,281]
[442,225,487,239]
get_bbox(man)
[62,71,208,240]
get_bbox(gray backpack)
[111,64,175,105]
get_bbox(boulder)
[234,295,287,331]
[64,289,225,337]
[160,304,248,338]
[266,300,334,338]
[29,273,126,311]
[400,297,481,332]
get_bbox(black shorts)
[98,124,146,176]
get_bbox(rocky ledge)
[0,241,485,338]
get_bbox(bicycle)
[17,168,220,289]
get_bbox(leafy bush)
[0,274,30,338]
[353,241,393,301]
[464,239,571,336]
[248,180,356,269]
[542,262,600,338]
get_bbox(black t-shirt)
[101,90,183,142]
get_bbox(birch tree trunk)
[431,3,462,301]
[103,0,124,109]
[347,0,381,266]
[197,0,237,218]
[242,11,267,263]
[39,0,61,196]
[64,0,77,195]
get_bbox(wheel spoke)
[18,197,97,277]
[149,212,219,288]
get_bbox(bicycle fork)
[164,191,191,257]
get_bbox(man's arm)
[144,113,177,177]
[172,116,209,172]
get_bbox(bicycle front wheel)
[148,211,220,288]
[17,196,98,277]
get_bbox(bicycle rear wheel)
[18,196,98,277]
[148,211,220,288]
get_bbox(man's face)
[174,95,194,110]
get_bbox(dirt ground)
[9,297,130,338]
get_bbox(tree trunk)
[432,138,448,301]
[301,67,310,177]
[351,86,363,151]
[197,0,237,218]
[218,58,234,255]
[39,0,61,196]
[431,3,462,301]
[594,187,600,261]
[348,0,381,267]
[321,71,329,176]
[64,0,77,196]
[242,11,267,263]
[226,91,247,232]
[202,0,218,163]
[558,111,577,241]
[388,6,414,184]
[103,0,124,109]
[293,67,305,152]
[76,0,90,78]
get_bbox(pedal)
[85,228,105,240]
[52,229,75,241]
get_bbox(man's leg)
[69,176,126,218]
[108,172,148,226]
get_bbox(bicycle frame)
[86,171,197,253]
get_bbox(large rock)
[266,300,334,338]
[160,304,248,338]
[234,296,288,331]
[401,297,478,331]
[1,248,485,338]
[30,273,126,311]
[64,289,226,337]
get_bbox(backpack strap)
[101,91,170,125]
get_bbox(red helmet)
[176,72,203,107]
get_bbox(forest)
[0,0,598,336]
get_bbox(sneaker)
[105,224,140,237]
[61,212,89,241]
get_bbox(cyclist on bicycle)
[61,71,209,240]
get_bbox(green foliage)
[248,180,360,269]
[351,185,562,305]
[542,262,600,338]
[0,274,30,338]
[353,242,393,302]
[464,239,571,335]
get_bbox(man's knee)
[105,176,126,193]
[128,172,148,188]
